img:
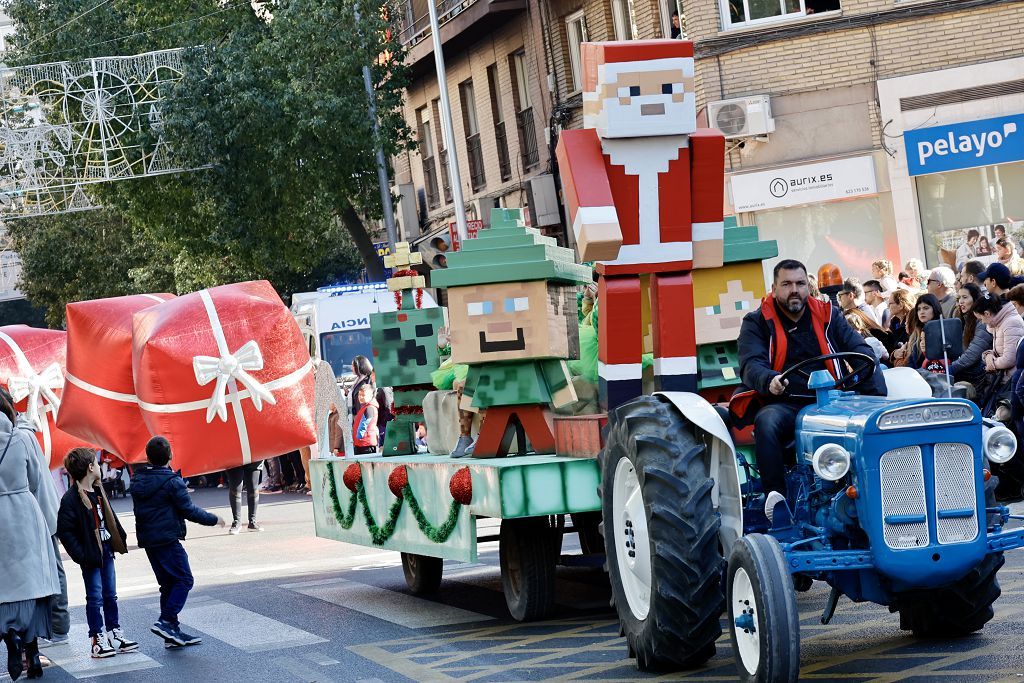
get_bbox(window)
[416,105,439,209]
[722,0,839,29]
[565,11,588,93]
[459,79,485,192]
[509,50,539,169]
[660,0,685,38]
[611,0,639,40]
[487,64,512,182]
[431,99,452,204]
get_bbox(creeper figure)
[556,40,726,411]
[371,242,446,455]
[431,208,592,458]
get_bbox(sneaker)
[177,630,202,646]
[165,642,184,649]
[90,635,116,658]
[150,620,186,646]
[229,521,241,535]
[37,633,69,649]
[247,521,264,532]
[451,435,475,459]
[108,628,138,653]
[262,486,283,495]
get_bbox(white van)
[291,282,439,381]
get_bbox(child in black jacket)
[130,437,224,647]
[56,448,139,658]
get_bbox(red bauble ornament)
[449,467,472,505]
[388,465,409,498]
[343,463,362,493]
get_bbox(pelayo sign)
[730,155,877,212]
[904,114,1023,176]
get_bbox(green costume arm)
[540,359,572,394]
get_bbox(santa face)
[585,57,696,138]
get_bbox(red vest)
[353,401,379,448]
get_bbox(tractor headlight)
[984,426,1017,464]
[812,444,851,481]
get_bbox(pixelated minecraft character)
[556,40,725,410]
[371,243,447,455]
[431,208,592,458]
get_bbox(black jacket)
[738,295,887,400]
[57,484,128,568]
[130,465,218,548]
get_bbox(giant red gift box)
[132,280,316,476]
[0,325,93,469]
[58,294,175,463]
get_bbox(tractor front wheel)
[600,394,725,671]
[891,552,1004,637]
[401,553,443,595]
[727,534,801,683]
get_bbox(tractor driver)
[734,259,887,523]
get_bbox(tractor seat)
[713,404,756,447]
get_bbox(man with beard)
[733,259,886,522]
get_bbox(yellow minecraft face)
[693,261,767,345]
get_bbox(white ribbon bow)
[192,340,277,423]
[8,362,64,431]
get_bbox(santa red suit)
[556,40,725,410]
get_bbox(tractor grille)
[880,446,929,549]
[879,443,978,549]
[933,443,979,544]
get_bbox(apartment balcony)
[517,107,539,169]
[422,156,440,209]
[398,0,527,75]
[494,121,511,181]
[466,133,486,191]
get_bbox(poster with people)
[934,220,1024,270]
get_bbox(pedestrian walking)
[225,462,263,534]
[0,392,61,681]
[55,448,137,659]
[130,437,225,647]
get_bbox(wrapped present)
[58,294,175,463]
[0,325,92,468]
[132,280,316,476]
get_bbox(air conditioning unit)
[473,197,497,226]
[394,183,420,241]
[525,174,560,227]
[708,95,775,139]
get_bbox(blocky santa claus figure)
[556,40,725,410]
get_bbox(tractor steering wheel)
[777,351,876,395]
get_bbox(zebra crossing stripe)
[281,576,494,629]
[40,624,160,679]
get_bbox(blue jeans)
[81,542,119,637]
[144,542,194,628]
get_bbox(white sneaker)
[764,491,787,525]
[90,634,116,658]
[108,628,138,653]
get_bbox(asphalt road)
[8,487,1024,683]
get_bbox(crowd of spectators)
[822,245,1024,500]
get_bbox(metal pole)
[425,0,469,242]
[355,6,398,247]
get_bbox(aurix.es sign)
[904,114,1023,176]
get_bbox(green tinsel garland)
[325,462,463,546]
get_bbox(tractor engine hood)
[797,393,988,591]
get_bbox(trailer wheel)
[727,534,801,683]
[891,552,1004,637]
[500,517,557,621]
[401,553,443,595]
[599,394,725,671]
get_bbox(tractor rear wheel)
[599,394,725,671]
[891,552,1004,637]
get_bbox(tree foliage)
[1,0,411,323]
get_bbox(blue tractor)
[599,352,1024,681]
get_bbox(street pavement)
[7,486,1024,682]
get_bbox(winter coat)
[57,482,128,568]
[951,323,992,385]
[130,464,218,548]
[353,400,379,448]
[983,303,1024,381]
[0,413,60,605]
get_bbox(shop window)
[565,11,588,93]
[917,161,1024,267]
[757,197,884,280]
[611,0,639,40]
[722,0,839,30]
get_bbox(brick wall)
[396,11,550,238]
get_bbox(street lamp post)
[425,0,469,243]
